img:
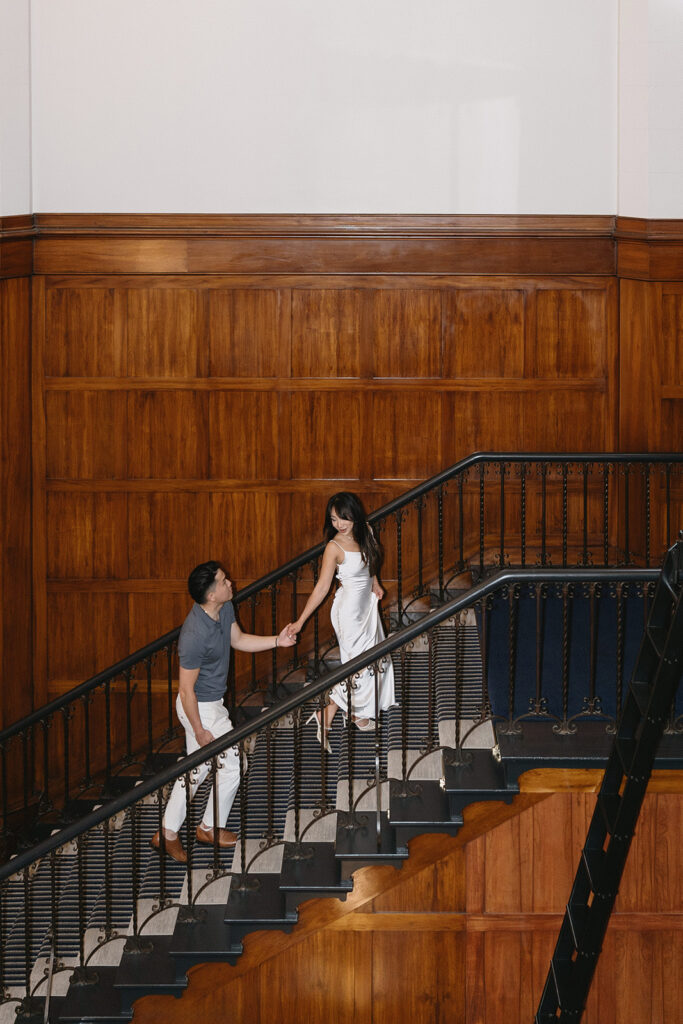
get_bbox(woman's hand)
[286,621,302,637]
[278,624,298,647]
[372,581,384,600]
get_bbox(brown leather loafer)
[196,825,238,848]
[149,830,187,864]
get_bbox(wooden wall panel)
[45,391,128,479]
[208,288,287,378]
[47,593,129,683]
[46,492,128,579]
[128,493,211,579]
[291,392,363,479]
[209,392,280,480]
[371,289,442,377]
[127,392,208,479]
[442,288,526,378]
[126,288,203,378]
[291,288,364,378]
[44,287,121,377]
[534,287,608,378]
[0,276,33,727]
[372,392,443,479]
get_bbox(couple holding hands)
[151,492,395,863]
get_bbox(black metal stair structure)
[2,566,682,1023]
[535,533,683,1023]
[1,453,682,1024]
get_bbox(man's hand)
[195,727,215,747]
[277,624,298,647]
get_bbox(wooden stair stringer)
[128,788,552,1023]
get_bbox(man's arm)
[178,666,214,747]
[230,622,296,653]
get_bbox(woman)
[288,492,396,751]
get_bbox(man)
[151,560,296,863]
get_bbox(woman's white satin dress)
[329,548,396,720]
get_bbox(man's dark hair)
[187,561,225,604]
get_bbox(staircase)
[1,453,682,1023]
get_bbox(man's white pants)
[163,696,241,833]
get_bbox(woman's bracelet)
[274,635,279,649]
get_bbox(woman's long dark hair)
[323,492,381,577]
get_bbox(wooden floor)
[130,770,683,1024]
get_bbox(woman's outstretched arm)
[288,542,340,635]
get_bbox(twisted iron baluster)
[130,802,141,933]
[623,462,631,563]
[270,584,278,700]
[395,510,404,624]
[23,865,31,1001]
[540,464,548,566]
[603,462,610,566]
[156,787,167,902]
[427,629,437,753]
[506,586,519,731]
[146,660,154,760]
[399,646,409,791]
[437,485,444,599]
[291,571,300,670]
[372,662,382,850]
[346,674,355,825]
[293,709,302,846]
[125,668,134,763]
[499,460,506,567]
[645,463,651,567]
[535,583,544,712]
[454,612,464,759]
[582,462,589,565]
[665,463,671,546]
[20,729,29,823]
[416,497,424,596]
[478,464,485,578]
[520,463,527,568]
[237,747,249,890]
[102,816,113,941]
[185,767,195,905]
[250,597,257,691]
[557,584,570,733]
[104,678,112,788]
[266,721,275,845]
[615,582,624,718]
[0,743,7,833]
[312,561,320,677]
[41,716,53,813]
[77,834,87,970]
[589,583,598,712]
[167,642,175,736]
[457,473,465,573]
[562,463,568,568]
[61,709,71,812]
[49,849,59,972]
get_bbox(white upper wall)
[619,0,683,217]
[0,0,31,216]
[28,0,618,214]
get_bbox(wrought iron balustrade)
[1,452,680,853]
[2,564,681,1017]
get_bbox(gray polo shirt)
[177,601,236,701]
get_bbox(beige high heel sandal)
[305,710,332,754]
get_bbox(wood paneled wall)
[33,264,619,698]
[0,217,33,728]
[128,783,683,1024]
[0,213,679,709]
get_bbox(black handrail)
[0,565,657,884]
